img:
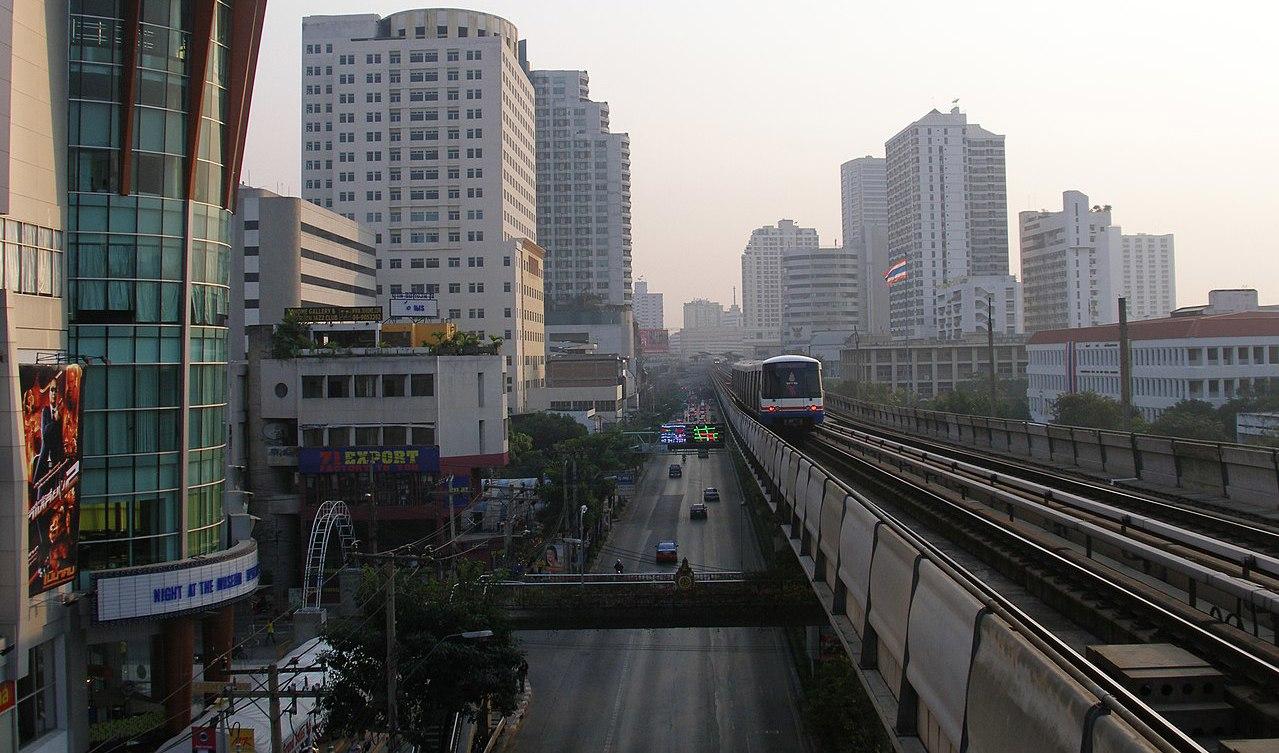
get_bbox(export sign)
[19,363,85,596]
[298,446,441,474]
[95,542,259,621]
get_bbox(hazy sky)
[243,0,1279,329]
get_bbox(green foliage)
[830,380,912,406]
[510,412,588,451]
[802,656,893,753]
[1051,391,1145,431]
[426,330,502,355]
[1150,400,1228,441]
[1217,382,1279,442]
[271,311,313,358]
[319,564,524,747]
[926,378,1030,420]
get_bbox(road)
[512,444,813,752]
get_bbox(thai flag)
[884,258,908,285]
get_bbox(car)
[702,487,720,502]
[689,502,708,520]
[655,541,679,563]
[697,447,709,459]
[668,464,682,478]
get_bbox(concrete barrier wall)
[827,394,1279,509]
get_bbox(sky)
[242,0,1279,329]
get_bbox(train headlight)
[809,405,819,411]
[765,405,777,412]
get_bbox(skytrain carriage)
[730,355,824,430]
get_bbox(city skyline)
[243,0,1279,327]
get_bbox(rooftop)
[1027,311,1279,345]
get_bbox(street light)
[399,629,496,684]
[579,504,589,584]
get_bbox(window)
[411,374,435,396]
[355,427,380,445]
[355,374,378,397]
[18,640,56,744]
[327,376,351,398]
[302,376,324,398]
[411,426,436,444]
[382,374,407,397]
[383,426,408,444]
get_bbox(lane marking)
[599,640,634,753]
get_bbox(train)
[730,355,824,430]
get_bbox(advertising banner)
[297,446,441,474]
[639,328,669,353]
[284,305,383,323]
[19,363,84,596]
[389,296,440,318]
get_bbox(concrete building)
[840,156,889,335]
[934,276,1022,341]
[781,246,859,349]
[1120,232,1176,320]
[633,279,663,330]
[741,219,819,341]
[230,186,378,356]
[301,10,545,411]
[2,2,267,751]
[885,108,1020,340]
[683,298,725,330]
[840,335,1029,400]
[530,69,631,308]
[1026,290,1279,423]
[1019,191,1122,333]
[1236,412,1279,445]
[544,353,630,428]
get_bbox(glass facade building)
[65,0,264,573]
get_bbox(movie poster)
[19,363,84,596]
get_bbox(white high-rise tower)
[741,219,819,343]
[840,156,888,335]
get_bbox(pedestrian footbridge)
[490,568,825,629]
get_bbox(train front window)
[762,363,821,399]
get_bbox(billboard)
[19,363,84,596]
[284,305,383,323]
[658,422,724,447]
[298,446,441,474]
[389,296,440,318]
[639,328,669,353]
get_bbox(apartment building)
[1120,233,1176,320]
[885,108,1020,339]
[1026,290,1279,423]
[683,298,725,330]
[633,279,663,329]
[300,10,545,410]
[1019,191,1122,333]
[741,219,818,341]
[840,156,889,335]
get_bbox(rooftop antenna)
[732,286,737,307]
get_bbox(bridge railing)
[504,571,752,584]
[718,383,1196,753]
[826,392,1279,508]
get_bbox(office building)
[1026,290,1279,423]
[633,279,663,329]
[1019,191,1122,333]
[229,185,378,356]
[544,353,631,429]
[840,156,889,335]
[885,108,1020,339]
[300,10,545,410]
[781,246,859,349]
[530,69,631,308]
[741,219,818,341]
[1120,233,1176,320]
[841,335,1029,400]
[683,298,725,330]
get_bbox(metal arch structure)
[302,500,356,610]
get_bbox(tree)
[1149,400,1228,441]
[319,564,524,747]
[1050,392,1143,431]
[270,311,312,358]
[830,380,911,406]
[510,412,587,451]
[426,330,503,355]
[1216,381,1279,442]
[926,378,1030,420]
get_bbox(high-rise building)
[741,219,818,340]
[885,108,1020,339]
[1119,233,1176,320]
[1019,191,1123,332]
[301,10,545,411]
[530,70,631,307]
[781,246,859,347]
[840,157,889,334]
[683,298,725,330]
[632,279,664,329]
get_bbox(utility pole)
[267,664,282,753]
[987,292,997,413]
[385,561,398,751]
[1118,296,1133,428]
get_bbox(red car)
[655,541,678,563]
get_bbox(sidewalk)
[489,680,534,753]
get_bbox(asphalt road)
[512,445,813,753]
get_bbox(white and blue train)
[730,355,824,430]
